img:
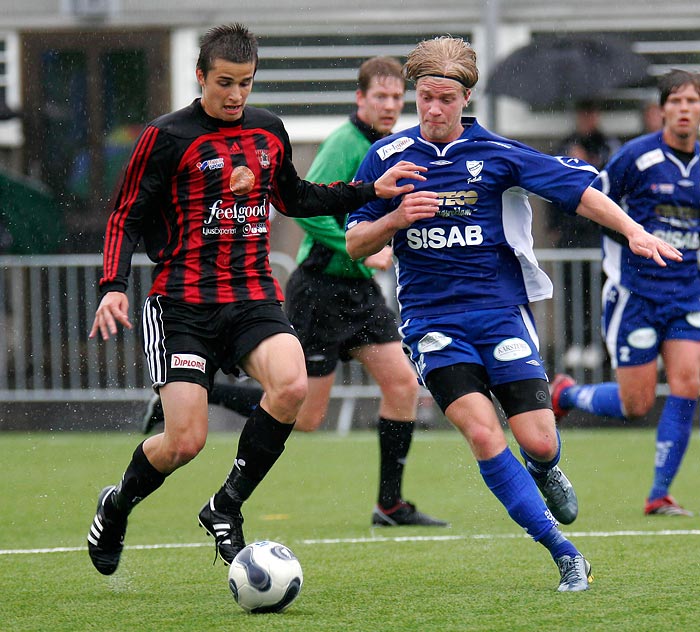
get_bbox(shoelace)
[544,469,568,503]
[557,557,583,585]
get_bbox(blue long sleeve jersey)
[593,130,700,301]
[347,117,597,320]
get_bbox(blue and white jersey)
[348,117,597,319]
[594,131,700,301]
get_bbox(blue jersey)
[593,131,700,301]
[348,117,597,319]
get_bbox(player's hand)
[628,230,682,267]
[390,190,440,228]
[363,246,394,270]
[373,161,428,199]
[89,291,133,340]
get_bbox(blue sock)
[478,447,559,542]
[648,395,696,501]
[561,382,624,418]
[539,525,579,560]
[520,430,561,477]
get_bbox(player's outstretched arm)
[89,291,133,341]
[373,161,428,199]
[575,187,682,267]
[346,190,439,259]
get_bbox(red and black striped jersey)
[99,99,376,304]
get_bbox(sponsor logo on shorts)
[686,312,700,328]
[417,332,453,353]
[493,337,532,361]
[627,327,657,349]
[171,353,206,373]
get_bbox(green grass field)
[2,427,700,631]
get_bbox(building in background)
[0,0,699,253]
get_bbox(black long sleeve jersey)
[100,99,376,304]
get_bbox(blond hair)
[403,36,478,91]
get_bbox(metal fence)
[0,249,616,408]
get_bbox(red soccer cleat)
[549,373,576,421]
[644,495,693,517]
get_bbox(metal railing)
[0,249,615,407]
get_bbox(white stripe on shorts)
[602,278,630,370]
[141,296,167,388]
[518,304,540,351]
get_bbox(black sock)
[109,441,168,515]
[377,417,415,508]
[214,406,294,512]
[209,382,264,417]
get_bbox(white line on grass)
[3,529,700,556]
[301,529,700,545]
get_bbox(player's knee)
[623,396,655,419]
[465,421,504,453]
[380,369,419,402]
[169,435,207,466]
[521,435,557,462]
[294,414,324,432]
[270,376,308,415]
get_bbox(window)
[0,31,21,147]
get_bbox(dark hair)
[357,56,404,93]
[658,69,700,106]
[197,23,259,76]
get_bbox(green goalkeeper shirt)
[295,114,384,279]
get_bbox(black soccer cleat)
[528,464,579,525]
[87,485,128,575]
[198,496,246,565]
[141,394,164,435]
[372,500,449,527]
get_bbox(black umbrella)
[485,36,650,109]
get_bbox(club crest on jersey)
[256,149,270,168]
[466,160,483,178]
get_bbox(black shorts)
[285,268,400,376]
[141,296,297,390]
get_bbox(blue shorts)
[399,305,548,387]
[602,279,700,368]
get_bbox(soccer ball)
[228,541,303,614]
